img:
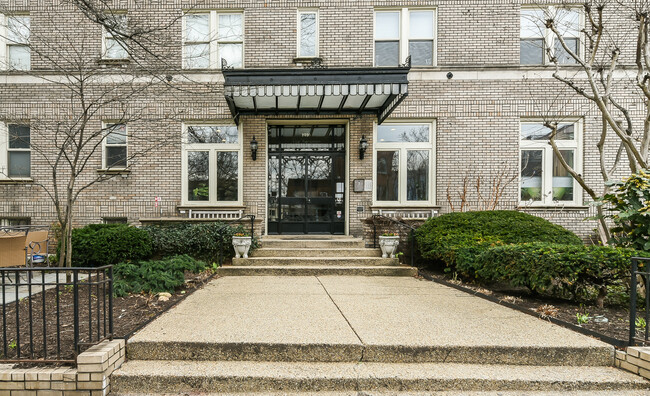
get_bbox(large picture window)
[375,122,434,205]
[183,11,243,69]
[182,124,241,205]
[520,6,580,65]
[520,121,581,206]
[374,9,435,67]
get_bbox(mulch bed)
[1,269,218,364]
[419,268,637,347]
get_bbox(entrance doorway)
[268,125,346,234]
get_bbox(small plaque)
[364,180,373,192]
[353,179,364,192]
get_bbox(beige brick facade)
[0,0,643,241]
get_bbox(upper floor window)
[2,14,30,70]
[103,123,128,169]
[520,7,580,65]
[374,9,435,67]
[183,11,243,69]
[297,10,318,58]
[520,121,581,206]
[102,14,128,59]
[0,123,31,179]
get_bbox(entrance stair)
[218,235,418,276]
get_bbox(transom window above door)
[374,9,436,67]
[374,122,434,205]
[183,11,243,69]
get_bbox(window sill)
[96,168,131,175]
[518,205,590,211]
[97,58,131,67]
[178,204,245,209]
[0,178,33,184]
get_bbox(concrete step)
[113,392,650,396]
[126,341,613,366]
[261,238,365,249]
[111,361,650,394]
[253,248,382,258]
[232,257,397,266]
[216,265,416,277]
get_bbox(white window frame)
[373,8,437,67]
[181,122,243,206]
[1,13,31,71]
[372,120,436,206]
[520,5,583,65]
[102,13,128,60]
[102,122,128,170]
[0,122,31,180]
[519,119,583,207]
[297,9,319,58]
[182,10,244,69]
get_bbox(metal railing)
[0,266,113,364]
[629,257,650,346]
[371,214,417,267]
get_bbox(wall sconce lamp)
[359,135,368,160]
[250,136,258,161]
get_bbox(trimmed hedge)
[113,254,208,297]
[70,224,153,267]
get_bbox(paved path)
[130,275,609,354]
[1,271,88,304]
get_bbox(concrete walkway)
[1,271,88,304]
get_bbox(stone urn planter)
[232,234,252,258]
[378,234,400,258]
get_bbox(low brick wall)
[0,339,125,395]
[616,346,650,379]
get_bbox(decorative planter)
[378,235,400,258]
[232,236,252,259]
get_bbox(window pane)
[407,150,429,201]
[375,12,399,39]
[106,124,127,144]
[520,9,545,38]
[555,37,578,64]
[184,44,210,69]
[106,146,127,168]
[556,9,580,37]
[8,45,30,70]
[409,40,433,66]
[521,150,543,201]
[9,125,30,149]
[105,38,128,59]
[376,151,399,201]
[520,39,544,64]
[8,151,30,177]
[217,151,238,201]
[188,126,238,144]
[219,14,243,41]
[219,43,242,68]
[521,123,574,140]
[410,11,433,38]
[8,16,30,44]
[299,13,317,57]
[556,123,575,140]
[377,124,429,143]
[375,41,399,66]
[185,14,210,42]
[553,150,574,201]
[188,151,209,201]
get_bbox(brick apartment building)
[0,1,639,241]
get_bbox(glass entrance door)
[268,125,345,234]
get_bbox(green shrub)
[70,224,153,267]
[144,222,256,263]
[113,254,208,297]
[415,211,582,276]
[475,242,646,303]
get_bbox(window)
[182,124,241,205]
[103,123,128,169]
[183,11,243,69]
[520,121,581,206]
[103,217,128,224]
[0,123,31,178]
[520,7,580,65]
[375,122,434,205]
[102,14,128,59]
[0,217,30,226]
[297,10,318,58]
[1,14,30,70]
[374,9,435,67]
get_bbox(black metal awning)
[223,63,410,125]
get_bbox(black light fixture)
[250,136,258,161]
[359,135,368,160]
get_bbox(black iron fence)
[630,257,650,346]
[0,266,113,364]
